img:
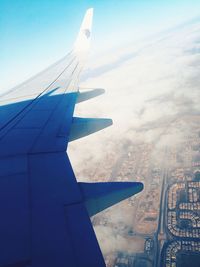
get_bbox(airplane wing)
[0,8,143,267]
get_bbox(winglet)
[79,182,144,217]
[73,8,93,54]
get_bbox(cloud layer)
[68,19,200,257]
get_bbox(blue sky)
[1,0,200,90]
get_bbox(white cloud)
[68,20,200,256]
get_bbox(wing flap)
[79,182,144,217]
[68,117,113,141]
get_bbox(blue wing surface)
[0,8,143,267]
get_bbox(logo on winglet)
[83,29,90,39]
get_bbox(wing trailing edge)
[78,182,144,217]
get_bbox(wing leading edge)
[0,8,143,267]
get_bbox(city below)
[82,115,200,267]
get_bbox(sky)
[1,0,200,91]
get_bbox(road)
[154,148,168,267]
